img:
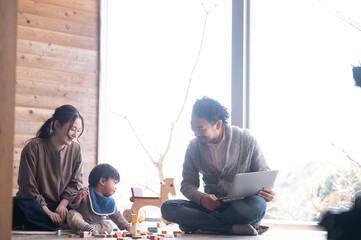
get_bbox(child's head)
[88,163,120,196]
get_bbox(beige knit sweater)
[181,125,270,204]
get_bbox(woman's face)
[54,117,83,147]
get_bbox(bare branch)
[328,141,361,168]
[319,0,361,31]
[111,111,157,166]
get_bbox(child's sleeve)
[68,191,81,209]
[109,208,130,230]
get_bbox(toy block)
[94,234,106,238]
[113,228,119,232]
[56,229,61,236]
[130,225,137,235]
[114,232,123,237]
[68,234,77,238]
[149,236,158,240]
[148,227,158,233]
[162,234,173,238]
[156,222,163,228]
[161,231,167,234]
[106,234,113,237]
[158,237,164,240]
[80,231,92,238]
[173,231,185,237]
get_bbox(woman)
[13,105,84,230]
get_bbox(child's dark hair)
[36,105,84,140]
[88,163,120,187]
[192,96,229,125]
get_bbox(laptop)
[217,170,279,203]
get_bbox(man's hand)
[258,188,275,202]
[72,189,88,204]
[200,194,221,211]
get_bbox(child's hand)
[125,224,130,232]
[72,189,88,204]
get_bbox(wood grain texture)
[0,0,17,239]
[18,25,98,50]
[13,0,99,201]
[17,66,97,87]
[17,39,97,63]
[18,0,98,26]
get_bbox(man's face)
[190,113,222,144]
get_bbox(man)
[161,96,275,235]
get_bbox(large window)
[250,0,361,221]
[100,0,231,213]
[100,0,361,222]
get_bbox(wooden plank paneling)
[17,39,97,63]
[16,80,97,101]
[18,12,97,38]
[18,0,98,26]
[14,0,99,197]
[15,93,97,114]
[33,0,98,14]
[17,66,97,87]
[0,0,17,238]
[18,25,98,50]
[17,52,97,75]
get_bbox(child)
[67,163,130,234]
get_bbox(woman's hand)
[200,194,221,211]
[55,205,68,222]
[42,205,63,226]
[55,199,69,223]
[125,224,130,232]
[48,211,63,226]
[258,188,276,202]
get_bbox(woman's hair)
[88,163,120,187]
[192,96,229,125]
[36,105,84,140]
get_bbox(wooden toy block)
[162,234,173,238]
[123,178,176,224]
[149,236,158,240]
[106,234,113,237]
[94,234,106,238]
[114,232,123,237]
[68,234,77,238]
[156,222,163,228]
[173,231,185,237]
[132,215,138,224]
[148,227,158,233]
[80,231,92,238]
[130,225,137,235]
[161,231,167,234]
[158,237,164,240]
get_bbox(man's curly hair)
[192,96,229,125]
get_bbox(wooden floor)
[11,221,327,240]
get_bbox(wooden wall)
[0,0,18,238]
[13,0,99,195]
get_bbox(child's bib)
[88,187,116,215]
